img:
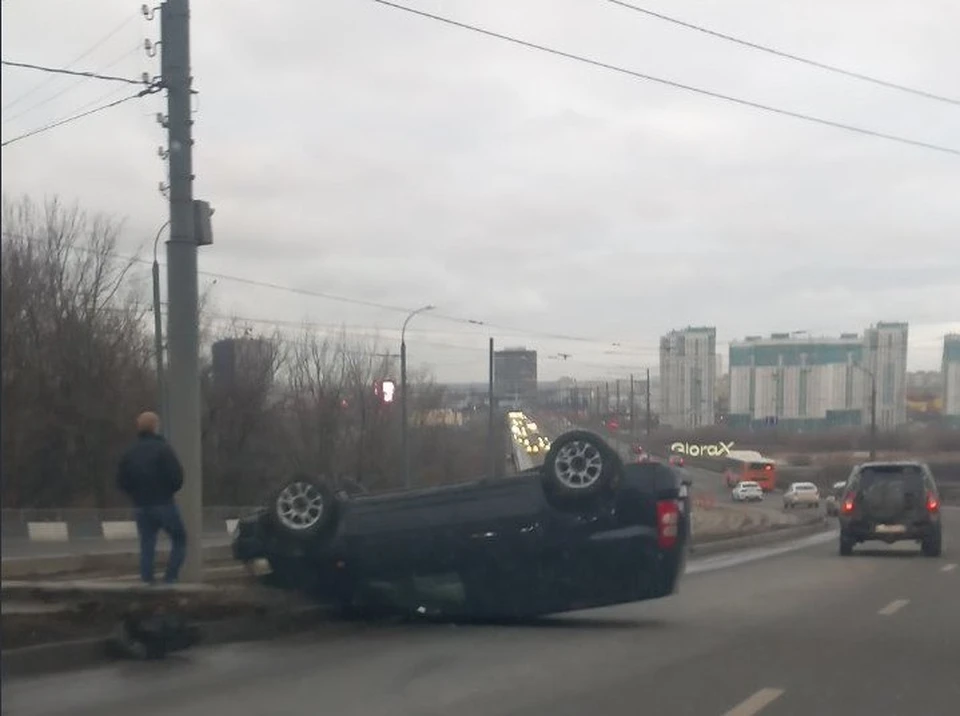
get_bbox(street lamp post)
[854,364,878,460]
[152,220,171,430]
[401,304,435,488]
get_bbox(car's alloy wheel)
[276,481,326,531]
[552,439,603,490]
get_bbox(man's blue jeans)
[135,503,188,584]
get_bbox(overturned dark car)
[233,430,691,618]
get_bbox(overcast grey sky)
[3,0,958,381]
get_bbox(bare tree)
[1,195,153,507]
[2,195,495,508]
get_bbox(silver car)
[732,481,764,502]
[784,482,820,509]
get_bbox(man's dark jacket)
[117,433,184,507]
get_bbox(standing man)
[117,411,187,584]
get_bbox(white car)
[732,481,764,502]
[783,482,820,509]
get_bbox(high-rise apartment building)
[494,347,538,402]
[862,322,909,429]
[943,334,960,424]
[659,326,716,429]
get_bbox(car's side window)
[847,469,860,492]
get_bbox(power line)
[2,11,137,112]
[1,84,160,147]
[3,45,143,124]
[5,233,952,354]
[370,0,960,157]
[197,311,660,372]
[2,231,655,352]
[1,59,146,86]
[603,0,960,107]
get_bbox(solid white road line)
[686,530,837,575]
[878,598,910,616]
[941,563,957,573]
[722,687,785,716]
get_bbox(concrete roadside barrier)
[1,507,256,550]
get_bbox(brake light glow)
[927,493,940,513]
[841,493,856,515]
[657,499,680,549]
[764,465,773,471]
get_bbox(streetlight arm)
[153,219,171,263]
[402,304,435,343]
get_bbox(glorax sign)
[669,441,734,458]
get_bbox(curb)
[1,544,233,580]
[689,518,832,557]
[2,604,338,679]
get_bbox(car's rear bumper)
[841,520,940,542]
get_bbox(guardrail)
[0,507,258,544]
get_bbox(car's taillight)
[840,492,856,515]
[927,493,940,513]
[657,499,680,549]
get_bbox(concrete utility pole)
[487,337,496,477]
[161,0,202,582]
[629,374,635,439]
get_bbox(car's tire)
[839,533,854,557]
[541,430,621,502]
[921,531,943,557]
[267,475,338,541]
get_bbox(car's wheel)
[921,531,942,557]
[267,475,338,541]
[541,430,621,501]
[839,533,854,556]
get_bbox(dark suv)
[838,461,942,557]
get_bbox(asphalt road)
[1,535,232,560]
[7,509,958,716]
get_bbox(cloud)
[2,0,958,381]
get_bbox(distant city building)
[494,347,538,402]
[211,337,276,390]
[727,322,909,430]
[659,326,716,429]
[943,334,960,423]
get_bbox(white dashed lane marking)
[878,598,910,616]
[941,563,956,573]
[722,688,785,716]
